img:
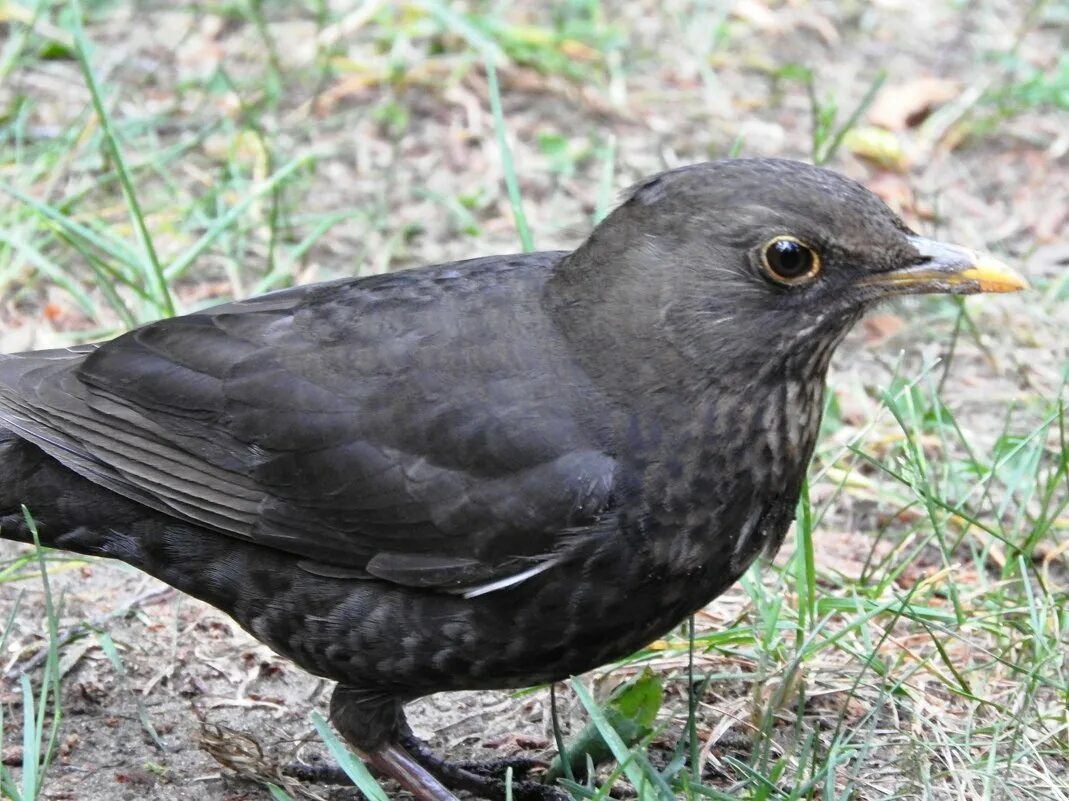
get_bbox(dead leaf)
[731,0,778,30]
[831,385,877,427]
[866,171,915,214]
[869,78,961,131]
[1031,200,1069,244]
[815,530,894,582]
[1027,243,1069,279]
[863,313,906,345]
[846,126,910,171]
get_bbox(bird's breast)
[610,380,823,591]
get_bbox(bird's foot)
[400,734,565,801]
[285,739,564,801]
[285,745,462,800]
[455,754,546,779]
[283,759,352,785]
[285,752,534,787]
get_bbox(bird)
[0,158,1026,801]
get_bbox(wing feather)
[0,258,617,593]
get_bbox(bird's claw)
[282,759,353,785]
[283,751,563,801]
[456,754,547,779]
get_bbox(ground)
[0,1,1066,800]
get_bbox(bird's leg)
[285,733,554,801]
[284,685,462,801]
[289,685,565,801]
[364,742,463,801]
[283,739,461,799]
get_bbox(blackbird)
[0,159,1025,800]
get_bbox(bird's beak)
[860,235,1029,296]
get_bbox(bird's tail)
[0,428,309,660]
[0,426,141,562]
[0,425,60,546]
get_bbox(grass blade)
[310,711,390,801]
[485,59,534,252]
[164,154,313,283]
[67,0,174,318]
[570,678,674,800]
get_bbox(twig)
[7,585,175,678]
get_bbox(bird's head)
[555,158,1027,389]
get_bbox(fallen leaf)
[1027,243,1069,278]
[845,126,910,171]
[866,171,916,214]
[546,669,663,782]
[869,78,961,131]
[1031,200,1069,244]
[863,313,906,344]
[731,0,778,29]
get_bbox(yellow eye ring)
[761,236,821,285]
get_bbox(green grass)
[0,2,1065,800]
[0,514,63,801]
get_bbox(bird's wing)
[0,262,617,593]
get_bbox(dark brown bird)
[0,159,1025,801]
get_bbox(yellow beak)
[861,236,1029,296]
[954,256,1031,293]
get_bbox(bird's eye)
[761,236,821,285]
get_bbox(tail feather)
[0,427,250,603]
[0,426,140,562]
[0,426,389,685]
